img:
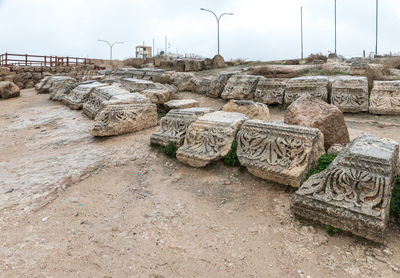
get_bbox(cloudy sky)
[0,0,399,61]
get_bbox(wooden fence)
[0,53,88,67]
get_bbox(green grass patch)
[306,154,337,180]
[325,224,341,236]
[223,141,240,167]
[390,175,400,224]
[159,142,178,158]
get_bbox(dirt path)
[1,89,400,277]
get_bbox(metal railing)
[0,53,88,67]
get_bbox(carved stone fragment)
[221,75,261,100]
[82,85,131,119]
[222,100,270,120]
[254,78,288,105]
[331,76,368,112]
[120,78,165,92]
[284,76,328,104]
[47,76,77,101]
[90,93,157,136]
[164,99,199,110]
[207,72,238,98]
[176,111,248,167]
[236,120,325,187]
[150,107,214,147]
[62,81,107,110]
[369,80,400,115]
[291,135,399,242]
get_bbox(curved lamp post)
[200,8,233,56]
[98,39,124,60]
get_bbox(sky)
[0,0,399,61]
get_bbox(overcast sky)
[0,0,399,61]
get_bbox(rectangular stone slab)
[221,75,261,100]
[331,76,368,112]
[150,107,215,147]
[254,78,288,105]
[369,80,400,115]
[291,135,399,242]
[176,111,248,167]
[284,76,328,105]
[62,81,107,110]
[236,120,325,187]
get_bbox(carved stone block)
[164,99,199,110]
[222,100,270,120]
[47,76,77,101]
[254,78,288,105]
[236,120,325,187]
[221,75,261,100]
[369,81,400,115]
[150,107,214,147]
[331,76,368,112]
[62,81,107,110]
[291,135,399,242]
[284,76,328,105]
[207,72,238,98]
[176,111,248,167]
[90,93,157,136]
[120,78,164,92]
[82,85,131,119]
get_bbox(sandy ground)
[1,89,400,277]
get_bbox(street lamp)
[200,8,233,56]
[97,39,124,60]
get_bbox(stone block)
[164,99,199,110]
[254,78,288,105]
[140,84,176,105]
[291,135,399,242]
[236,120,325,187]
[176,111,248,167]
[150,107,214,147]
[48,76,78,101]
[221,75,261,100]
[222,100,270,120]
[0,81,20,99]
[207,72,238,98]
[331,76,368,112]
[284,76,329,104]
[120,78,164,92]
[62,81,107,110]
[369,81,400,115]
[189,76,214,94]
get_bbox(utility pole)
[301,7,304,59]
[334,0,337,55]
[97,40,124,60]
[200,8,234,56]
[375,0,378,56]
[165,36,167,56]
[152,38,155,57]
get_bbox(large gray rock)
[237,120,325,187]
[284,76,329,105]
[0,81,20,99]
[90,93,157,136]
[176,111,248,167]
[254,78,288,105]
[62,81,107,110]
[369,81,400,115]
[207,72,237,98]
[222,100,270,120]
[221,75,261,100]
[291,135,399,242]
[331,76,369,113]
[150,107,214,147]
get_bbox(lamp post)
[301,6,304,59]
[98,39,124,60]
[200,8,233,56]
[334,0,337,55]
[375,0,378,55]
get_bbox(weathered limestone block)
[0,67,10,76]
[62,81,107,110]
[91,93,157,136]
[82,85,131,119]
[212,55,225,68]
[140,84,176,105]
[350,61,369,75]
[291,135,399,242]
[331,76,368,112]
[236,121,325,187]
[150,107,215,147]
[284,76,329,104]
[48,76,78,101]
[0,81,20,99]
[369,81,400,115]
[254,78,288,105]
[164,99,199,110]
[207,72,238,98]
[222,100,270,120]
[120,78,164,92]
[221,75,261,100]
[189,76,214,94]
[176,111,248,167]
[171,72,194,91]
[284,95,350,150]
[34,76,52,93]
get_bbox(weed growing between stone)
[306,153,337,180]
[390,175,400,224]
[325,224,341,236]
[159,142,177,158]
[223,141,240,167]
